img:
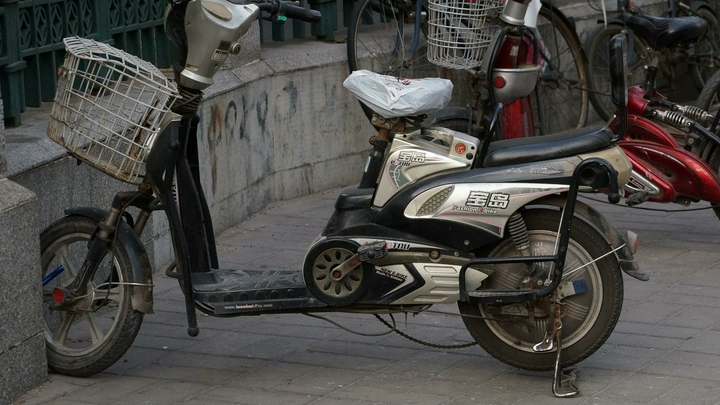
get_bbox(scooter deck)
[192,268,325,315]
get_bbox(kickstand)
[551,305,579,398]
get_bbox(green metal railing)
[0,0,171,127]
[0,0,353,127]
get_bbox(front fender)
[531,195,649,281]
[64,207,154,313]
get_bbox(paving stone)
[111,381,214,405]
[228,362,322,391]
[13,381,80,405]
[304,340,420,361]
[282,351,397,372]
[201,385,319,405]
[273,367,371,396]
[606,331,686,351]
[650,379,720,405]
[639,361,720,382]
[614,321,702,340]
[59,375,162,403]
[619,301,687,325]
[380,351,469,377]
[676,330,720,355]
[592,373,683,403]
[102,346,172,375]
[125,364,241,385]
[156,351,267,371]
[581,345,666,372]
[325,383,450,405]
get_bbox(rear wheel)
[533,4,589,134]
[347,0,444,121]
[587,24,648,122]
[40,216,143,377]
[458,209,623,371]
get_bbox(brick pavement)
[16,187,720,404]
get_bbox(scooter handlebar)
[284,3,321,23]
[254,0,321,23]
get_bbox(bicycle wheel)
[689,7,720,90]
[532,4,589,135]
[40,215,143,377]
[347,0,443,120]
[587,24,648,122]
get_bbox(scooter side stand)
[532,302,580,397]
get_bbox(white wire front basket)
[47,37,177,184]
[427,0,503,69]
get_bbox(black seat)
[625,14,707,50]
[483,126,613,168]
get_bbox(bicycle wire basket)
[47,37,177,185]
[427,0,503,69]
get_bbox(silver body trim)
[374,127,480,207]
[405,183,570,237]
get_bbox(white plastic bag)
[343,70,453,118]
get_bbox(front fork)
[49,190,155,304]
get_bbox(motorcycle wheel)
[458,209,623,371]
[40,215,143,377]
[696,70,720,220]
[704,148,720,221]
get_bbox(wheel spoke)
[53,313,77,345]
[58,245,79,278]
[81,312,105,344]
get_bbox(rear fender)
[64,207,154,313]
[619,140,720,202]
[609,114,680,148]
[531,195,648,281]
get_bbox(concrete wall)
[8,42,369,270]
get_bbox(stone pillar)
[0,83,47,405]
[1,79,6,176]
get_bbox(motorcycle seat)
[625,14,707,50]
[483,126,613,167]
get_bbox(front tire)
[458,209,623,371]
[40,215,143,377]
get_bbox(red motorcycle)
[436,0,720,214]
[602,14,720,210]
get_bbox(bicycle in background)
[586,0,720,121]
[346,0,589,136]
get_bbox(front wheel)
[40,215,143,377]
[459,209,623,371]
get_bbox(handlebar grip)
[283,3,321,23]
